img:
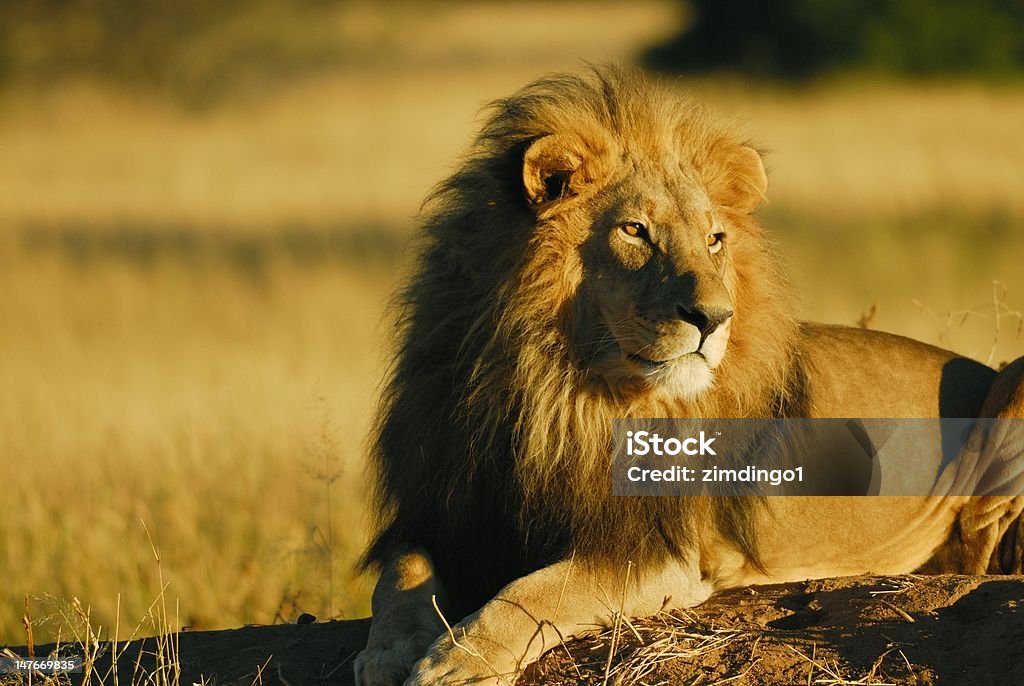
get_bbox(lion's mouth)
[627,350,704,371]
[628,352,668,368]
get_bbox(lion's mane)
[363,67,803,616]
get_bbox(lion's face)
[522,130,767,399]
[580,173,735,398]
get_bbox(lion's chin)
[602,352,715,399]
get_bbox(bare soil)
[4,575,1023,686]
[523,575,1024,686]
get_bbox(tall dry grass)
[4,73,1024,231]
[0,0,1022,647]
[0,246,390,641]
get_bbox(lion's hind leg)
[981,357,1024,419]
[923,358,1024,574]
[937,358,1024,574]
[975,357,1024,573]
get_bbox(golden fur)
[355,67,1024,686]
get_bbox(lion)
[353,66,1024,686]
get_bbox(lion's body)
[354,68,1024,686]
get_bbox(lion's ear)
[723,145,768,214]
[522,135,584,210]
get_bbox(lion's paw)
[354,638,428,686]
[403,641,515,686]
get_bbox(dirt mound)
[4,576,1023,685]
[523,575,1024,686]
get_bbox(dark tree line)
[645,0,1024,79]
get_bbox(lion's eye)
[707,232,725,254]
[619,222,648,240]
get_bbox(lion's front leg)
[354,549,447,686]
[406,555,713,686]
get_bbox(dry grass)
[2,539,182,686]
[0,0,679,231]
[524,607,748,686]
[700,79,1024,221]
[3,3,1024,230]
[1,0,1022,651]
[0,245,389,642]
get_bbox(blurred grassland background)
[2,0,1023,644]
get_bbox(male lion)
[354,67,1024,685]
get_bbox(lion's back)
[799,322,995,418]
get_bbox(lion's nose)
[676,304,733,343]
